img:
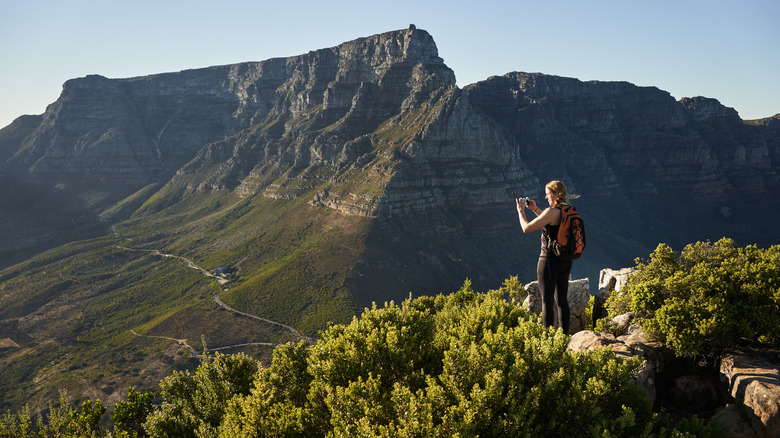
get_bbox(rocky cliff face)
[1,27,779,279]
[6,28,454,184]
[172,29,534,220]
[466,73,780,267]
[466,72,777,202]
[3,27,538,223]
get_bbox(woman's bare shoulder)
[548,206,562,226]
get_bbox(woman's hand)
[516,198,538,215]
[517,200,558,233]
[516,197,526,213]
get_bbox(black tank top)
[540,207,562,259]
[540,223,559,259]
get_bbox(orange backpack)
[551,205,586,261]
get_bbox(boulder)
[567,329,616,351]
[711,404,760,438]
[568,327,659,406]
[598,267,636,292]
[522,277,590,333]
[612,313,636,331]
[594,267,635,320]
[719,349,780,438]
[670,375,720,414]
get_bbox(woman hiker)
[516,180,578,335]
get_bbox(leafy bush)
[219,282,689,437]
[113,387,154,438]
[499,275,526,303]
[2,281,722,437]
[0,391,104,438]
[605,238,780,357]
[143,351,259,438]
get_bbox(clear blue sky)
[2,0,778,129]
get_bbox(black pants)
[537,256,573,334]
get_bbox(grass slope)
[0,175,377,412]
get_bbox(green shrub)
[219,282,690,437]
[113,387,154,438]
[584,295,596,330]
[143,352,259,438]
[605,238,780,357]
[0,391,105,438]
[3,280,726,437]
[499,275,526,303]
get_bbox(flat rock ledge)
[569,328,780,438]
[582,267,780,437]
[717,348,780,438]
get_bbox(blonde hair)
[546,180,580,207]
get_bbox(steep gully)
[115,244,316,356]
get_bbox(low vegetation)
[2,281,720,437]
[603,238,780,358]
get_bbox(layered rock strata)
[2,26,780,280]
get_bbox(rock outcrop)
[569,268,780,438]
[594,267,635,321]
[717,349,780,438]
[568,327,663,406]
[571,328,780,438]
[521,277,590,333]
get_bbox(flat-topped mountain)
[0,26,778,412]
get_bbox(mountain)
[1,26,778,412]
[466,73,780,266]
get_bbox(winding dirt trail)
[129,329,201,358]
[128,330,278,358]
[213,289,315,344]
[116,246,230,285]
[117,245,316,350]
